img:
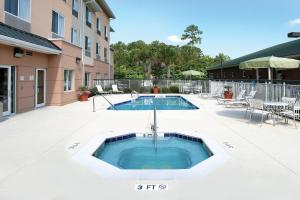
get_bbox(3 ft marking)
[135,184,168,191]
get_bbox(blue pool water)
[93,135,211,169]
[108,96,198,110]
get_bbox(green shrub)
[123,88,133,94]
[139,87,148,93]
[161,87,170,93]
[89,87,98,97]
[169,86,179,93]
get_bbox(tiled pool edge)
[73,132,229,180]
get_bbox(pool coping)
[107,95,199,110]
[73,132,229,180]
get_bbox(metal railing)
[93,79,210,94]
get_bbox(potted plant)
[78,86,91,101]
[152,80,160,94]
[224,85,233,99]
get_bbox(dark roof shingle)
[0,22,61,52]
[209,39,300,70]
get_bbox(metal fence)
[94,79,210,93]
[93,79,300,101]
[209,80,300,102]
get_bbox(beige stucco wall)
[31,0,73,42]
[0,44,48,113]
[0,0,3,22]
[48,40,83,106]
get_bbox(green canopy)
[182,70,204,77]
[239,56,300,81]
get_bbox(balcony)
[83,0,100,12]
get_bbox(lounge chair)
[226,90,257,107]
[96,85,110,95]
[217,90,246,105]
[112,84,124,94]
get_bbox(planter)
[79,91,90,101]
[224,91,233,99]
[153,86,160,94]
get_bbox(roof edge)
[97,0,116,19]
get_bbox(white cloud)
[167,35,184,43]
[289,18,300,27]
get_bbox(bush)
[169,86,179,93]
[139,87,148,93]
[123,88,133,94]
[89,87,98,97]
[161,87,170,93]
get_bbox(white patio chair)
[217,90,246,105]
[227,90,257,107]
[112,84,124,94]
[96,85,110,95]
[280,97,298,128]
[247,98,270,125]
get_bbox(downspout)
[81,0,85,85]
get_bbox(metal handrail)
[93,94,116,112]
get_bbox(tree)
[214,53,231,64]
[181,25,203,46]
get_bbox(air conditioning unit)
[83,0,100,12]
[14,47,24,58]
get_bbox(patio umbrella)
[182,70,204,79]
[239,56,300,81]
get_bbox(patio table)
[263,102,289,126]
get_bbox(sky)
[107,0,300,59]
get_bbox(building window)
[84,72,91,87]
[71,28,79,45]
[104,47,108,63]
[5,0,31,21]
[231,72,234,78]
[104,26,108,41]
[96,17,101,35]
[96,43,100,59]
[72,0,79,17]
[242,71,246,78]
[85,36,91,57]
[96,73,101,80]
[52,11,65,37]
[86,6,92,28]
[64,70,73,91]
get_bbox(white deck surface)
[0,94,300,200]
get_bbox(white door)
[0,66,11,116]
[35,68,46,108]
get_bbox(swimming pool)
[108,96,198,110]
[93,133,212,169]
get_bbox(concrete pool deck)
[0,94,300,200]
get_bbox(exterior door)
[35,69,46,108]
[0,66,11,116]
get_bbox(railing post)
[283,82,286,97]
[93,97,95,112]
[265,82,268,102]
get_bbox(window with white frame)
[85,36,91,57]
[96,73,101,80]
[64,70,73,91]
[52,11,65,37]
[96,17,101,34]
[84,72,91,87]
[71,28,79,45]
[86,6,92,28]
[96,43,100,59]
[104,47,108,63]
[5,0,31,21]
[104,26,108,40]
[72,0,79,17]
